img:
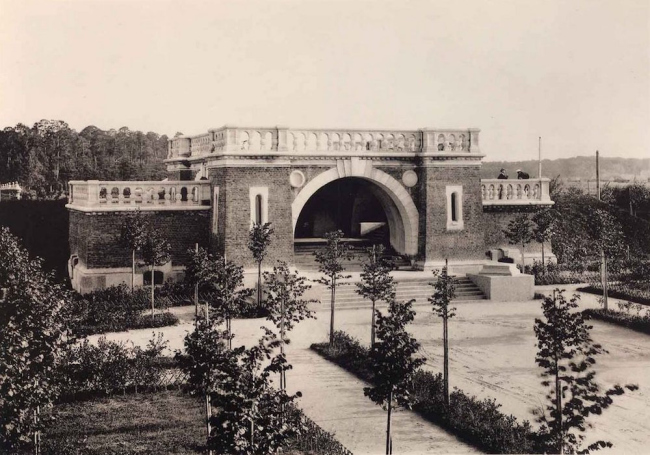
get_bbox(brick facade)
[70,210,209,269]
[421,165,486,262]
[67,126,555,292]
[209,166,295,267]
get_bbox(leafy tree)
[139,226,171,321]
[208,256,254,349]
[582,207,626,310]
[263,261,315,390]
[428,262,456,407]
[532,208,557,271]
[212,330,304,454]
[533,290,638,454]
[185,246,219,323]
[120,210,148,291]
[0,227,74,453]
[364,298,425,455]
[314,230,353,345]
[0,121,169,199]
[248,222,274,307]
[503,214,535,269]
[176,316,234,451]
[355,244,396,346]
[177,322,304,454]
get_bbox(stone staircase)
[320,276,486,309]
[294,242,410,272]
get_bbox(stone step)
[321,277,486,306]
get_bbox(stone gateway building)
[66,126,553,293]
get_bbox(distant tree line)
[0,120,170,199]
[481,157,650,182]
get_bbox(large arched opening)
[291,165,419,255]
[295,178,391,244]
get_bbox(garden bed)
[311,331,535,454]
[583,308,650,336]
[75,312,179,336]
[578,285,650,306]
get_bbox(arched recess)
[291,161,419,255]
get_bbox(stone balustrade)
[166,126,481,158]
[67,180,212,211]
[0,181,22,200]
[481,178,553,206]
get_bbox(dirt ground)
[96,288,650,454]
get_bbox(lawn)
[42,390,343,455]
[43,391,206,455]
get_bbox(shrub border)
[578,285,650,306]
[583,308,650,335]
[310,333,535,454]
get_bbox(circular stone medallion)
[402,170,418,188]
[289,170,306,188]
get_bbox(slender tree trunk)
[150,265,155,321]
[443,312,449,408]
[371,299,376,347]
[386,388,393,455]
[131,249,135,292]
[250,417,254,450]
[33,406,40,455]
[602,253,609,311]
[257,262,261,307]
[541,242,546,273]
[194,243,198,326]
[205,393,213,455]
[194,281,198,328]
[330,278,336,345]
[521,243,526,272]
[227,317,232,350]
[555,356,563,454]
[280,296,285,391]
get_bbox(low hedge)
[311,331,535,454]
[523,262,593,286]
[583,308,650,335]
[70,285,180,336]
[74,312,179,337]
[285,405,353,455]
[578,285,650,306]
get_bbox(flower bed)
[311,331,535,454]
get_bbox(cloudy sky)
[0,0,647,161]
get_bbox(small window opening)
[255,194,263,224]
[451,193,458,222]
[143,270,164,286]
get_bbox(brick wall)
[422,165,486,261]
[68,209,210,269]
[208,167,295,268]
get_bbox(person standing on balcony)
[497,168,509,179]
[516,169,530,179]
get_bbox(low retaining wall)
[467,273,535,301]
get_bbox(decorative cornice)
[66,204,211,213]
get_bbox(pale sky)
[0,0,648,161]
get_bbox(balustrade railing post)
[87,180,100,206]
